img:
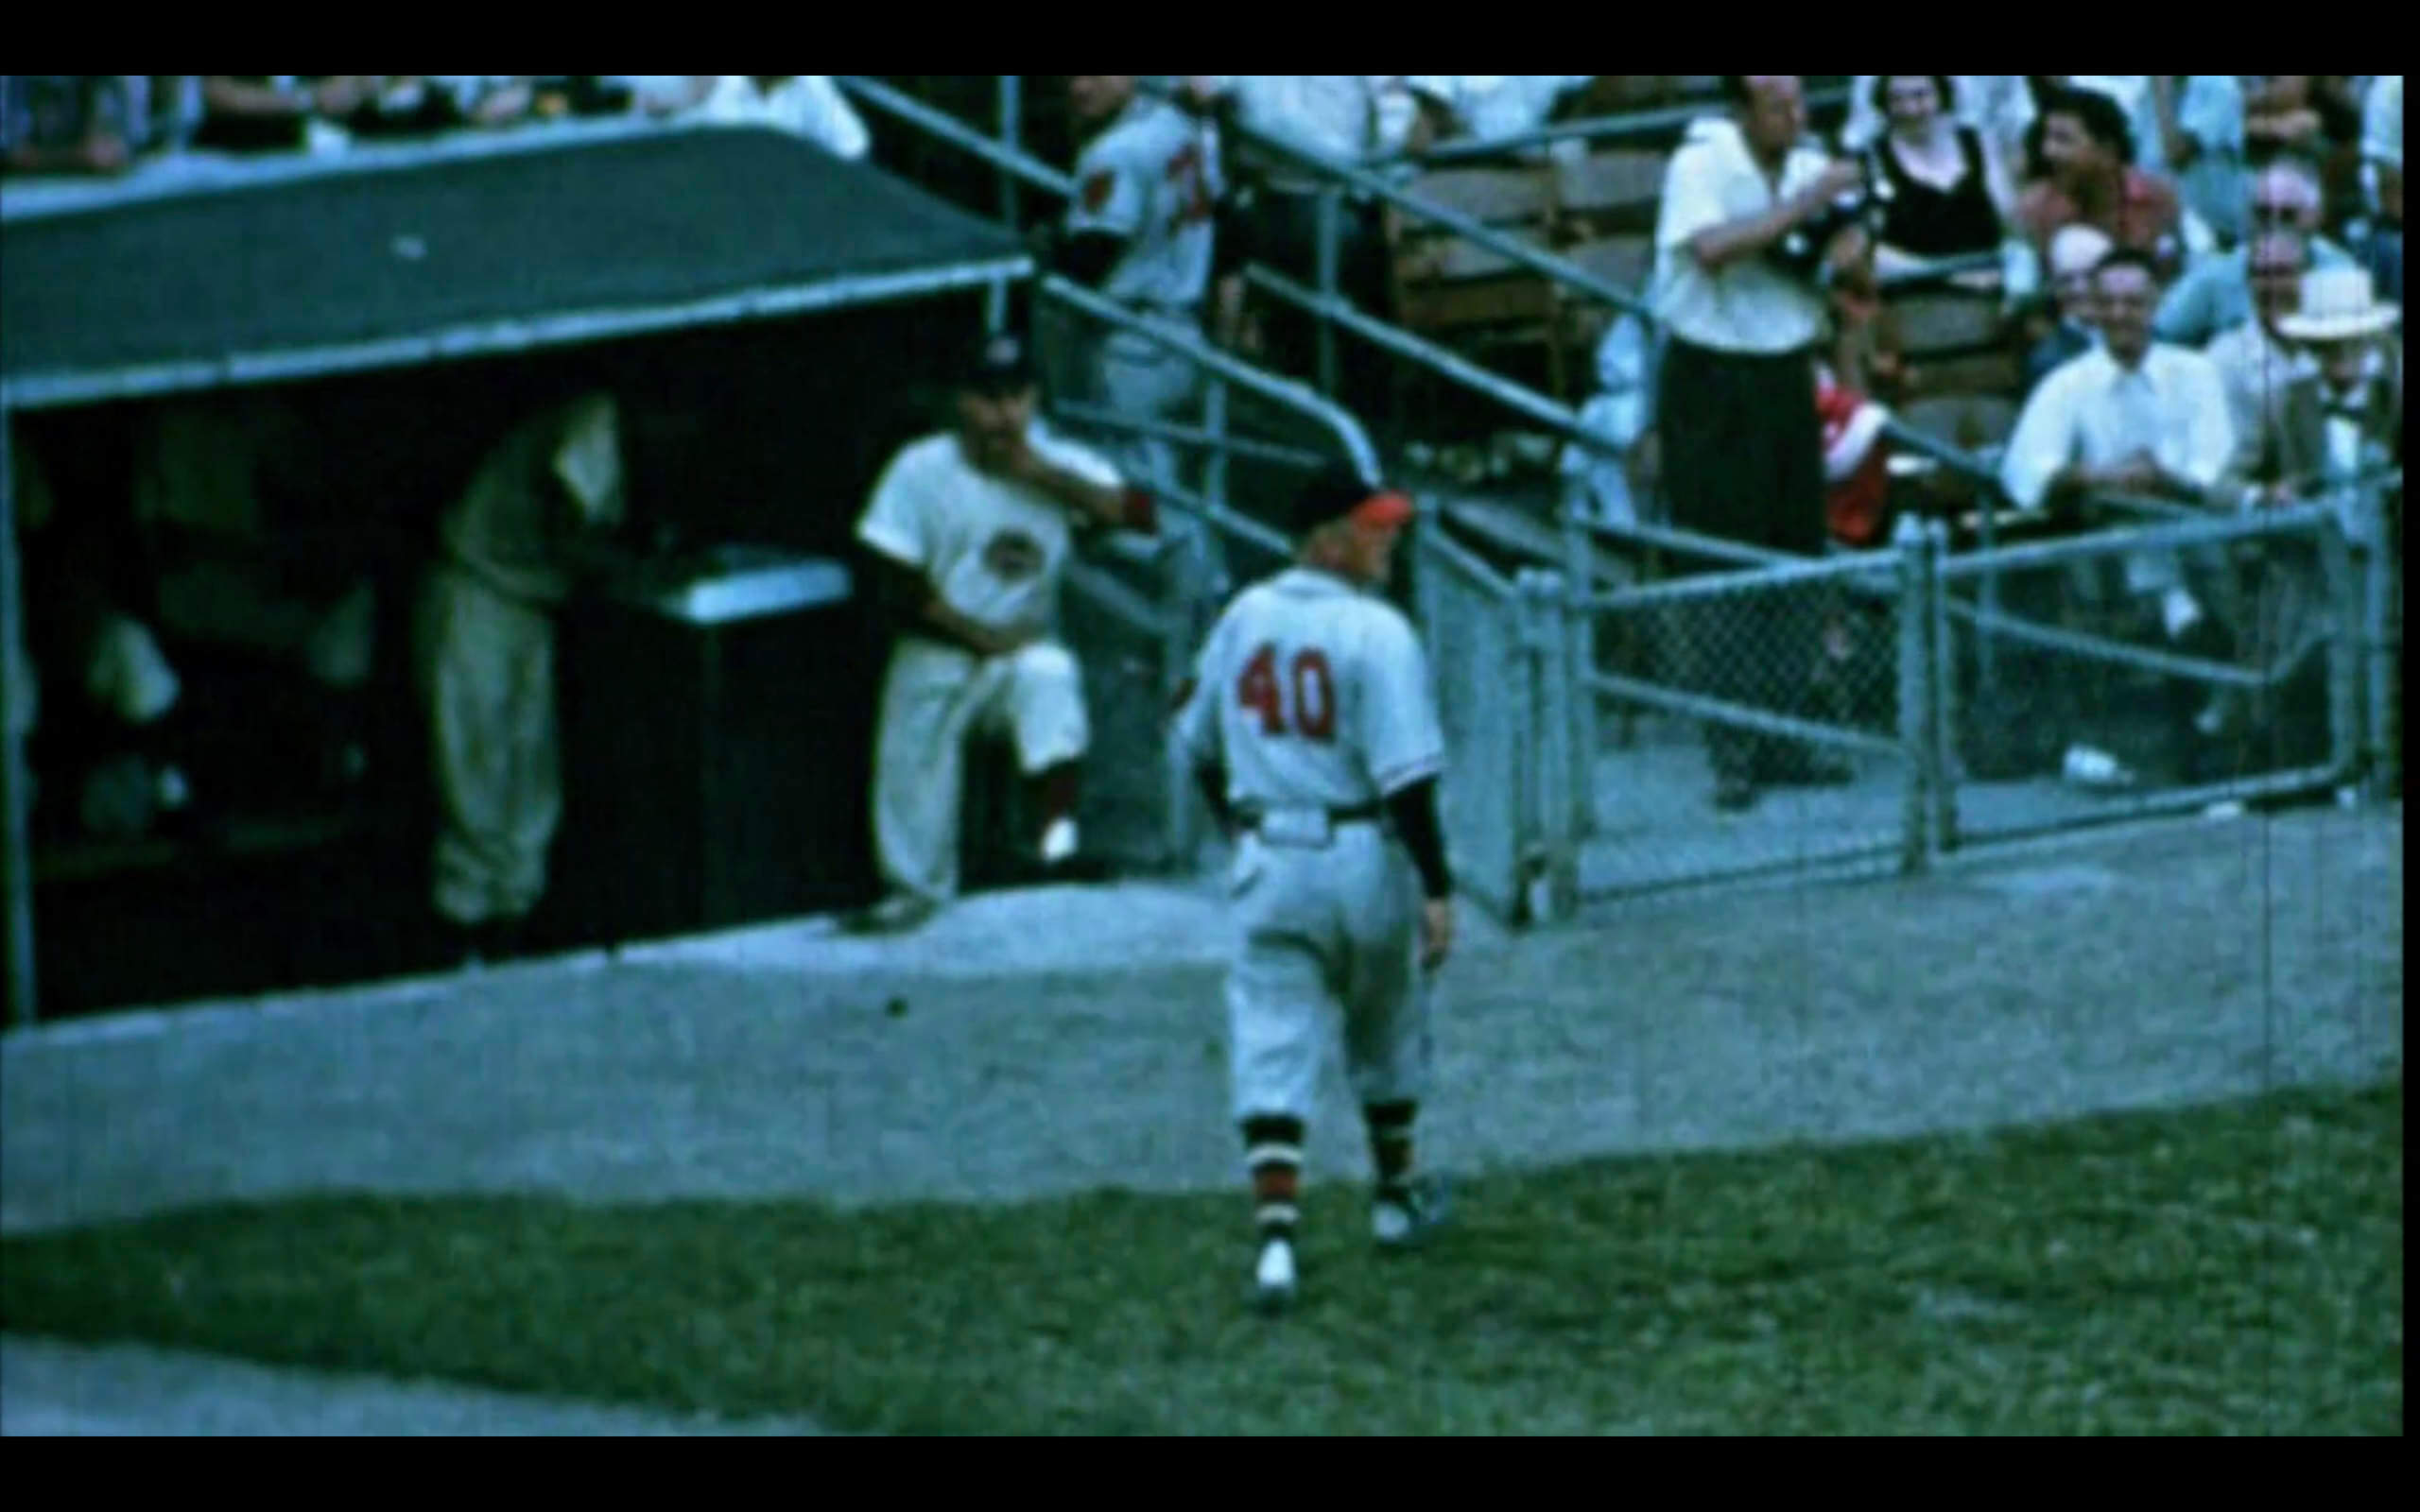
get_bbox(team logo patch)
[983,529,1047,583]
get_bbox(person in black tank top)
[1869,76,2009,260]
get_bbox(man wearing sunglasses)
[2155,161,2358,347]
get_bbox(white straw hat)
[2276,266,2401,343]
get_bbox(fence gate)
[1415,506,1560,922]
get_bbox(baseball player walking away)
[1174,463,1456,1315]
[844,334,1160,936]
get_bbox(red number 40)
[1237,644,1336,742]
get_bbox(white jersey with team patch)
[1177,567,1445,810]
[1066,95,1219,312]
[856,423,1123,635]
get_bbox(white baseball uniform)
[417,392,623,928]
[855,422,1122,904]
[1175,565,1448,1125]
[1063,94,1220,491]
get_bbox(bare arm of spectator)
[1980,124,2020,222]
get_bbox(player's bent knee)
[1011,641,1081,688]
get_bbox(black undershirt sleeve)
[1053,230,1131,290]
[1384,778,1453,902]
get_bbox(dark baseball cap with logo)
[1290,461,1414,538]
[959,331,1040,396]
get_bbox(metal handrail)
[1937,501,2340,578]
[1046,402,1335,472]
[1389,85,1856,167]
[1184,90,1652,321]
[1244,265,1636,466]
[1036,275,1380,484]
[836,76,1077,199]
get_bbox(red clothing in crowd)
[1816,369,1893,548]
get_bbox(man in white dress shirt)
[2001,246,2240,782]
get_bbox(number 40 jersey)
[1175,565,1445,812]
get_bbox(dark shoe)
[1021,851,1115,886]
[438,920,488,971]
[478,917,530,964]
[840,893,939,936]
[1372,1175,1452,1254]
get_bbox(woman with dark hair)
[2015,84,2185,279]
[1867,75,2013,273]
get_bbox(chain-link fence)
[1935,505,2367,844]
[1564,537,1931,900]
[1413,511,1542,921]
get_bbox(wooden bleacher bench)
[1387,162,1571,401]
[1548,149,1666,366]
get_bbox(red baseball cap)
[1291,462,1412,537]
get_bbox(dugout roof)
[0,124,1031,411]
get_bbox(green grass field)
[2,1081,2400,1435]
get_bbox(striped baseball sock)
[1240,1114,1305,1242]
[1365,1101,1417,1202]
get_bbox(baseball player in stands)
[1052,75,1220,495]
[1048,76,1235,630]
[1175,463,1455,1315]
[845,334,1159,936]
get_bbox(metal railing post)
[1,409,35,1026]
[2362,507,2401,801]
[1161,552,1202,872]
[1559,492,1598,841]
[987,75,1023,335]
[1894,514,1935,876]
[1926,519,1960,856]
[2319,515,2362,792]
[1203,376,1231,521]
[1513,569,1556,924]
[997,76,1023,229]
[1314,185,1343,398]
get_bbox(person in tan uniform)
[416,389,625,965]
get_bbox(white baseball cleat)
[1251,1236,1298,1315]
[1372,1177,1450,1253]
[1038,816,1080,867]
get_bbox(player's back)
[1201,567,1431,813]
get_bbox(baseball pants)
[415,560,562,928]
[1095,314,1204,494]
[871,635,1090,904]
[1225,820,1431,1125]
